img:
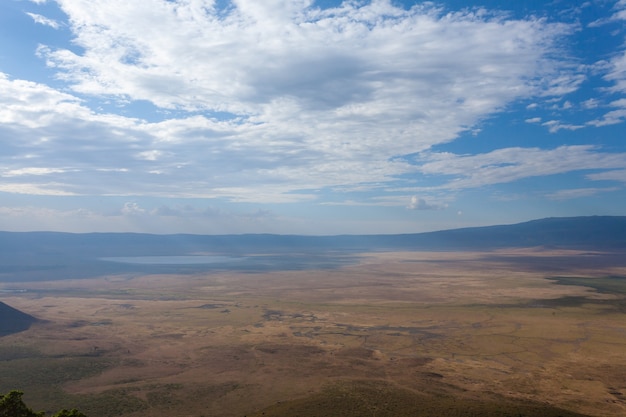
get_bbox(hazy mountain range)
[1,216,625,282]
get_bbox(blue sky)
[0,0,625,235]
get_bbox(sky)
[0,0,625,235]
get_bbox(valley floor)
[1,248,625,416]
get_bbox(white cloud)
[588,1,626,125]
[416,145,626,190]
[586,98,626,126]
[39,0,577,127]
[0,2,604,206]
[581,98,599,109]
[587,169,626,182]
[407,196,446,211]
[136,150,164,161]
[541,119,585,133]
[588,0,626,26]
[41,1,577,122]
[2,167,68,177]
[26,12,61,29]
[120,202,145,215]
[0,202,437,234]
[604,49,626,94]
[529,1,626,134]
[547,187,620,200]
[525,117,542,123]
[0,183,76,196]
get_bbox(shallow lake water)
[101,255,244,265]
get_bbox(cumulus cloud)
[1,1,585,204]
[121,202,146,215]
[407,196,446,211]
[42,0,576,119]
[4,0,624,212]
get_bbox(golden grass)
[0,248,625,416]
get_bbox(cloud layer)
[4,2,582,197]
[1,0,625,233]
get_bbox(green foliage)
[70,388,146,417]
[52,409,87,417]
[0,391,44,417]
[550,275,626,295]
[0,391,86,417]
[0,356,112,393]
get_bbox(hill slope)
[0,302,38,336]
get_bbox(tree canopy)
[0,391,86,417]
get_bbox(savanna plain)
[1,248,626,417]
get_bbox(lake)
[101,255,244,265]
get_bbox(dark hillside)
[0,302,39,336]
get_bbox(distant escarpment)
[0,216,625,283]
[0,301,39,336]
[1,216,625,255]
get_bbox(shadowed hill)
[0,301,39,336]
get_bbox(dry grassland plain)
[1,248,626,416]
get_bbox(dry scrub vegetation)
[1,248,625,416]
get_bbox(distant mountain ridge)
[400,215,626,250]
[1,216,625,253]
[1,216,625,282]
